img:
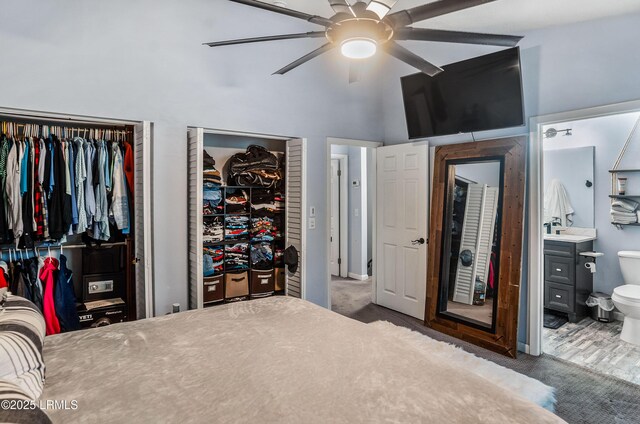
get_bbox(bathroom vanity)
[544,236,595,323]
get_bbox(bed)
[42,296,564,423]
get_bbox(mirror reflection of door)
[439,160,503,331]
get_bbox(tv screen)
[400,47,524,139]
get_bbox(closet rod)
[0,109,138,126]
[0,241,127,252]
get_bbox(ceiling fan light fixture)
[366,0,398,19]
[341,37,377,59]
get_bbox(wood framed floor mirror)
[426,136,527,358]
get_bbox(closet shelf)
[609,169,640,173]
[609,195,640,199]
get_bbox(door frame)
[0,106,155,319]
[189,126,307,301]
[330,154,349,278]
[527,99,640,356]
[326,137,382,310]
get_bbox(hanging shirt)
[67,140,78,230]
[84,141,96,226]
[109,142,129,233]
[38,139,46,185]
[74,138,88,232]
[47,138,55,194]
[20,139,29,195]
[124,142,134,194]
[39,256,61,336]
[0,138,11,243]
[6,140,23,242]
[54,254,80,332]
[93,140,110,241]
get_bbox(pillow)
[0,295,46,400]
[0,378,52,424]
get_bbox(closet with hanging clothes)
[0,109,153,332]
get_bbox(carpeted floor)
[331,276,640,424]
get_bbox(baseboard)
[348,272,369,281]
[517,342,529,354]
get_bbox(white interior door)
[330,159,340,276]
[376,144,428,319]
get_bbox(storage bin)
[203,274,224,304]
[251,269,275,297]
[225,271,249,299]
[274,267,285,292]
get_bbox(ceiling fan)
[204,0,522,77]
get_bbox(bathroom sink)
[544,233,596,243]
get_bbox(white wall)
[543,112,640,295]
[0,0,384,313]
[378,11,640,344]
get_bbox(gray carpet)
[331,277,640,424]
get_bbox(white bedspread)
[42,297,565,423]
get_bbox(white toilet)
[612,251,640,345]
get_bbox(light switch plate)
[309,206,316,217]
[309,218,316,229]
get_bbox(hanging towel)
[544,179,574,227]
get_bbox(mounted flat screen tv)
[401,47,524,139]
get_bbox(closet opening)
[187,127,306,309]
[0,107,153,335]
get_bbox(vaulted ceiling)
[266,0,640,33]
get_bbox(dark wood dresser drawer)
[544,255,575,285]
[545,282,575,313]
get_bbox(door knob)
[411,238,426,245]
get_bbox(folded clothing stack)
[611,199,639,224]
[272,214,284,239]
[273,193,285,213]
[226,243,249,270]
[203,247,224,276]
[251,188,276,216]
[225,215,249,240]
[225,188,248,214]
[203,216,224,243]
[251,242,274,270]
[203,183,223,215]
[251,217,274,241]
[203,150,222,186]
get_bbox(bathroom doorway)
[529,101,640,385]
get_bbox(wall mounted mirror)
[426,137,527,358]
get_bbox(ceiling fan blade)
[204,32,326,47]
[395,28,522,47]
[273,43,335,75]
[385,42,443,76]
[329,0,355,16]
[366,0,398,19]
[387,0,497,28]
[229,0,333,26]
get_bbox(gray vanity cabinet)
[544,240,594,322]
